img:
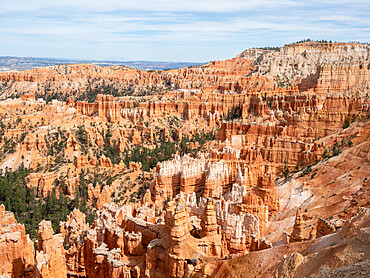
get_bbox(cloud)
[0,0,369,61]
[0,0,300,14]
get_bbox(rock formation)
[200,199,218,237]
[0,205,34,277]
[27,172,55,197]
[124,231,143,255]
[60,209,88,277]
[36,221,67,278]
[290,209,305,243]
[316,217,336,238]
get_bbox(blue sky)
[1,0,369,62]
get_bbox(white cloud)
[0,0,301,14]
[0,0,369,60]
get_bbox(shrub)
[282,162,290,177]
[342,117,350,129]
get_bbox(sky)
[1,0,369,62]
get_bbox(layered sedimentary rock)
[27,172,56,197]
[75,91,250,124]
[60,209,88,277]
[21,134,46,152]
[200,199,218,237]
[155,154,254,204]
[74,155,96,169]
[212,207,370,278]
[98,156,113,168]
[76,95,122,122]
[153,151,278,235]
[218,95,368,142]
[186,189,261,254]
[289,209,305,243]
[0,195,256,278]
[124,231,143,255]
[316,217,336,238]
[81,204,130,278]
[1,42,368,102]
[166,198,197,277]
[36,221,67,278]
[216,95,369,174]
[0,205,34,277]
[64,133,80,161]
[251,42,370,93]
